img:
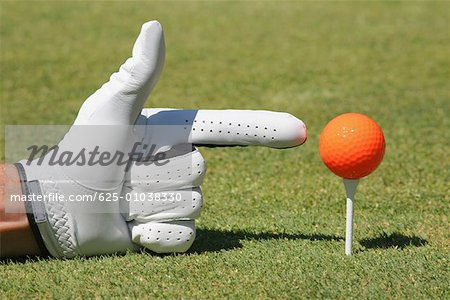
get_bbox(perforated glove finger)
[122,148,205,253]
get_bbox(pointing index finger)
[140,109,307,149]
[191,110,306,148]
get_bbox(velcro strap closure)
[14,163,50,256]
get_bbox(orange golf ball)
[319,113,385,179]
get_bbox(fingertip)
[301,125,308,145]
[140,20,164,50]
[133,20,165,60]
[272,113,307,148]
[297,117,308,146]
[141,20,163,33]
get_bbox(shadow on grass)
[189,228,343,254]
[0,251,131,265]
[2,231,426,264]
[360,232,428,250]
[0,229,342,263]
[0,254,51,265]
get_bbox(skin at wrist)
[0,164,41,257]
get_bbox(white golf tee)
[344,178,359,256]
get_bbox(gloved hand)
[17,20,165,258]
[125,108,307,254]
[16,21,307,258]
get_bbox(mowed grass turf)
[1,1,449,299]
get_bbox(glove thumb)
[74,20,165,125]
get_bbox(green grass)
[1,1,449,299]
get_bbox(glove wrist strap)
[14,163,50,256]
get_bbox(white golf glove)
[15,21,307,258]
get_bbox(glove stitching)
[41,179,77,257]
